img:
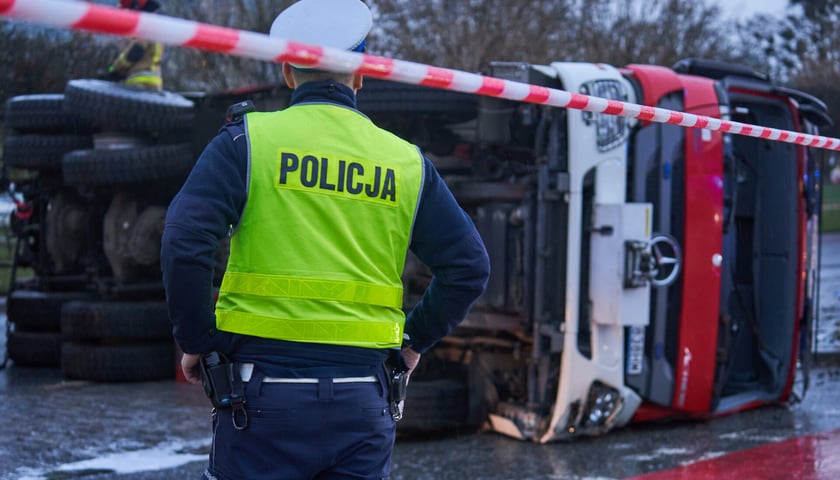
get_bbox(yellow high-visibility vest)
[113,40,163,91]
[215,103,424,349]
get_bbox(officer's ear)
[352,73,363,91]
[282,63,296,89]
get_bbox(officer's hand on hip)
[402,347,420,382]
[181,353,203,385]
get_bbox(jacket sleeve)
[109,39,147,74]
[403,158,490,353]
[160,125,247,354]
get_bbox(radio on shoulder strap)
[226,100,256,123]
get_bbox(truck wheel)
[64,79,194,134]
[101,194,168,283]
[358,79,478,122]
[62,143,195,186]
[7,289,93,331]
[7,330,63,367]
[126,206,166,267]
[398,379,470,433]
[45,190,93,274]
[2,134,93,171]
[61,342,175,382]
[61,300,171,342]
[5,94,92,133]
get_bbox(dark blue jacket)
[161,80,490,378]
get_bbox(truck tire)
[7,330,63,367]
[61,300,172,342]
[62,143,195,186]
[63,79,194,134]
[398,379,470,433]
[61,342,175,382]
[357,79,478,122]
[2,134,93,171]
[7,290,93,332]
[4,94,91,133]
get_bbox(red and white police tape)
[2,0,839,151]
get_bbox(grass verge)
[824,183,840,233]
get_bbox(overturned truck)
[1,58,831,441]
[378,58,829,441]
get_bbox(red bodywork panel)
[625,64,683,113]
[624,66,724,417]
[671,74,724,413]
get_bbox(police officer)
[103,0,164,91]
[160,0,490,478]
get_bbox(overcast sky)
[710,0,791,20]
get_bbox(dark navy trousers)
[202,370,396,480]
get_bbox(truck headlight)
[582,382,621,429]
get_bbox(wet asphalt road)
[2,365,840,480]
[0,233,838,480]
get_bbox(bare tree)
[158,0,295,91]
[0,0,295,101]
[0,22,117,101]
[787,0,840,135]
[0,0,831,120]
[367,0,739,72]
[584,0,737,67]
[730,0,840,134]
[367,0,578,73]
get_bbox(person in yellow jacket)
[161,0,490,478]
[103,0,164,91]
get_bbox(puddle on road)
[623,447,691,461]
[678,450,727,466]
[14,439,209,479]
[718,431,787,443]
[32,470,114,480]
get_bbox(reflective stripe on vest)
[125,72,162,90]
[215,309,403,347]
[215,103,424,349]
[220,271,403,309]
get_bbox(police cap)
[269,0,372,53]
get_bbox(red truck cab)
[622,58,831,423]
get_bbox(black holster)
[384,349,409,421]
[199,351,248,430]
